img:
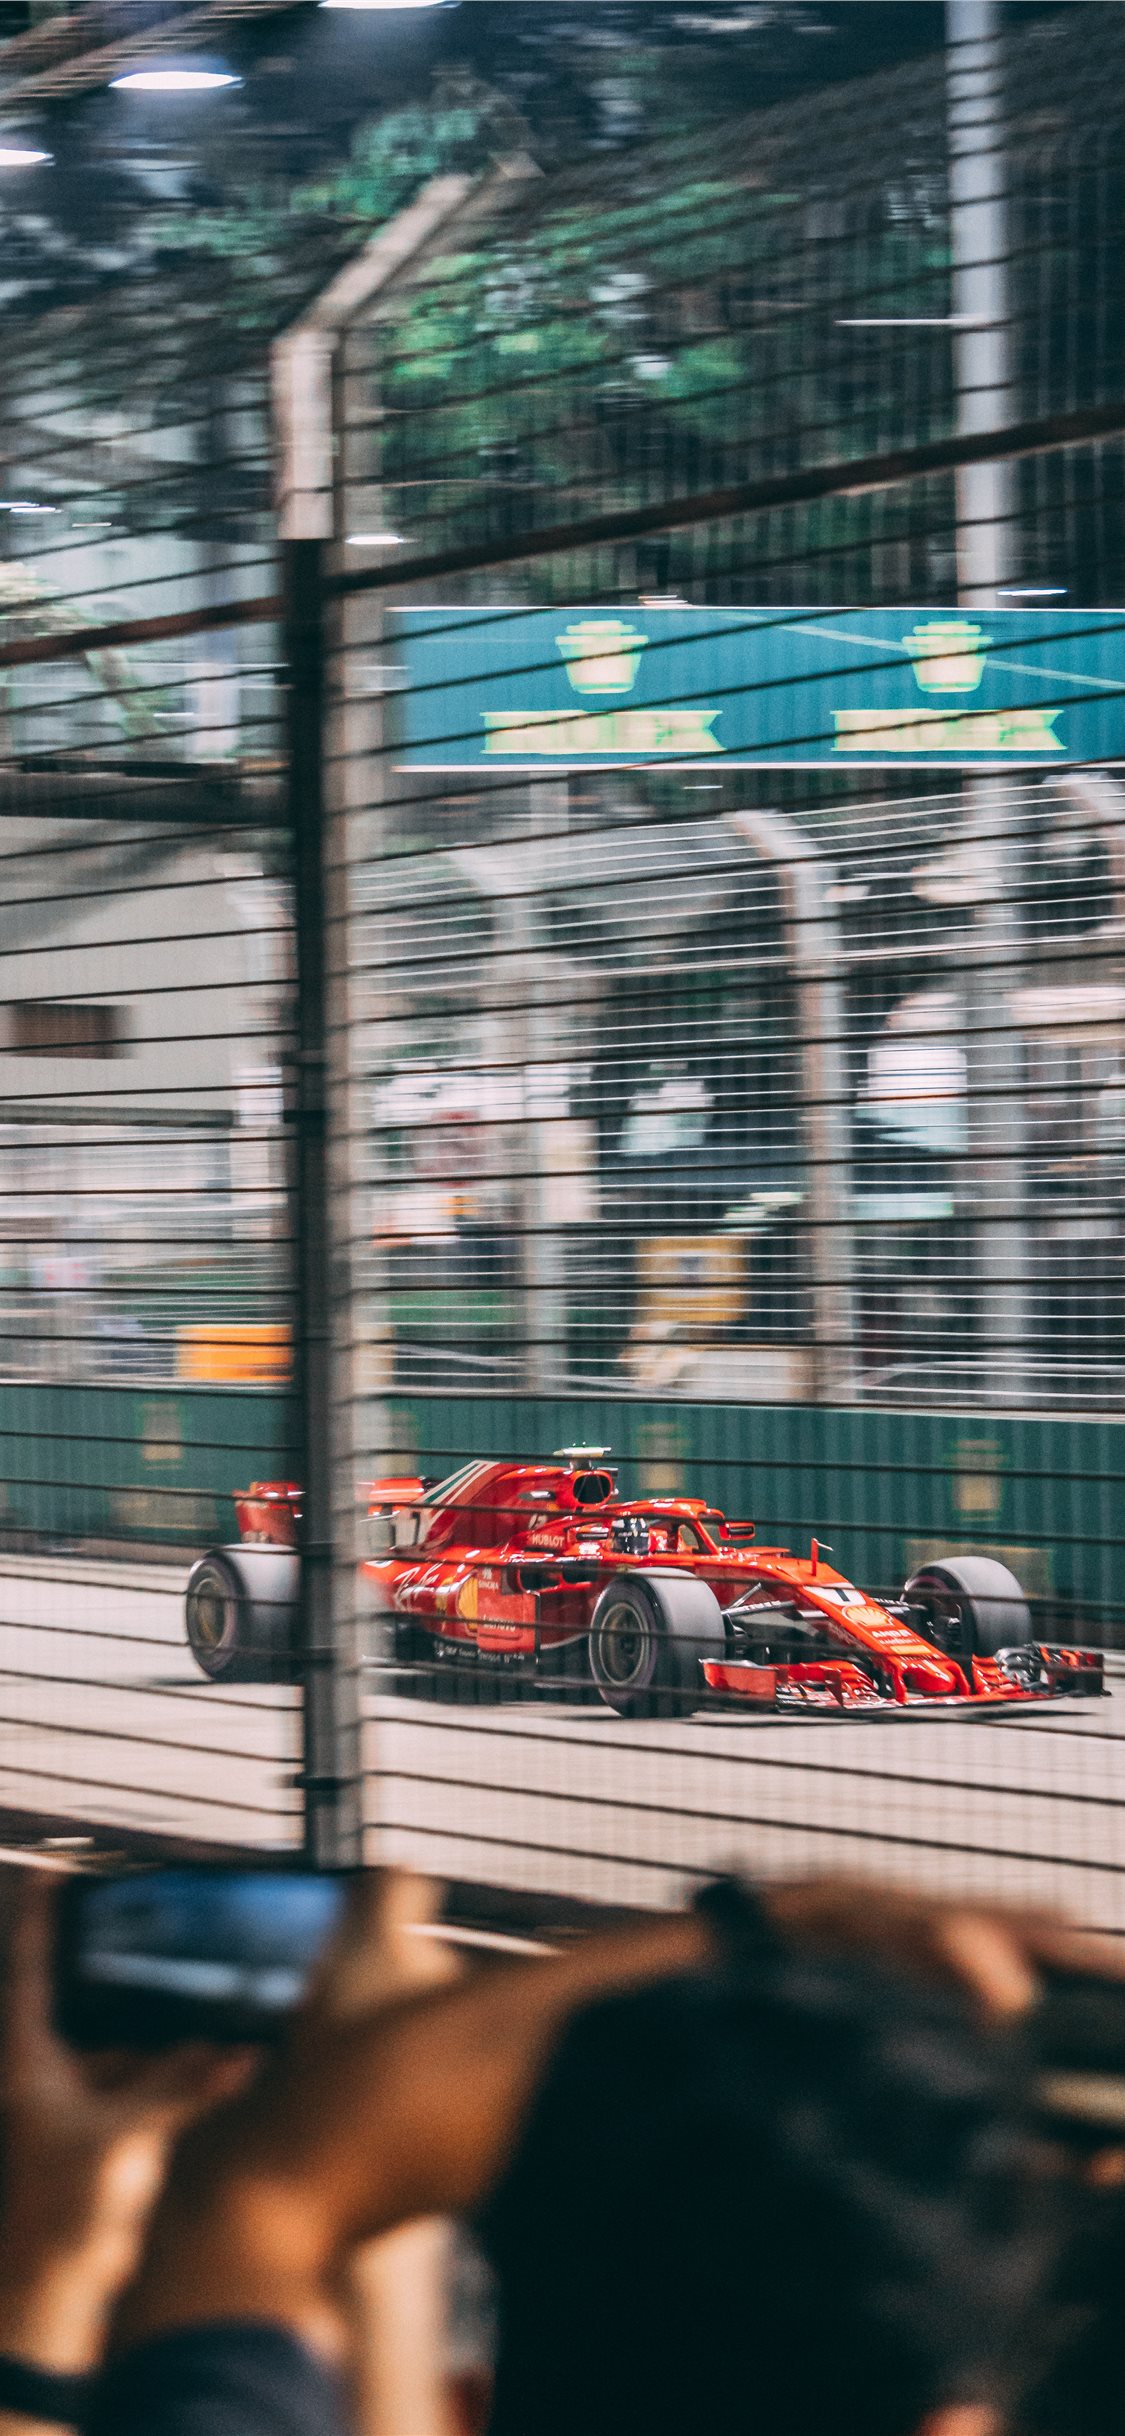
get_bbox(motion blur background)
[2,0,1125,1933]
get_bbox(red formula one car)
[184,1446,1104,1715]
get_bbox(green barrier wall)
[0,1382,296,1549]
[384,1395,1125,1635]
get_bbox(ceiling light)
[111,67,239,91]
[998,585,1069,598]
[321,2,444,10]
[0,144,50,166]
[1,500,58,513]
[835,314,990,329]
[346,531,409,546]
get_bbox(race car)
[183,1446,1104,1715]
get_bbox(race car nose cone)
[904,1654,965,1700]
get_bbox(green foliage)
[113,50,953,600]
[298,82,518,223]
[152,76,520,320]
[333,96,963,611]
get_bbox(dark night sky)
[0,4,1070,146]
[0,1,1072,311]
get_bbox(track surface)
[1,1555,1123,1927]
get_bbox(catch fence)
[0,270,301,1850]
[2,6,1125,1924]
[0,700,302,1856]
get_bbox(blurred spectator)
[479,1918,1046,2436]
[1016,2169,1125,2436]
[98,1876,1125,2436]
[6,1868,1125,2436]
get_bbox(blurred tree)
[0,2,957,317]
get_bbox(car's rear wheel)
[588,1572,725,1719]
[903,1553,1031,1660]
[185,1546,300,1683]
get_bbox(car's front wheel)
[903,1553,1031,1661]
[587,1572,725,1719]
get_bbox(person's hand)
[338,1877,463,2436]
[763,1873,1125,2019]
[0,1872,251,2377]
[111,1875,709,2353]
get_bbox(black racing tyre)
[185,1546,300,1684]
[903,1553,1031,1661]
[587,1571,726,1720]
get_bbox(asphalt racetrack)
[1,1554,1123,1931]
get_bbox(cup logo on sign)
[903,617,988,693]
[556,618,648,695]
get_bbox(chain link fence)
[2,6,1125,1920]
[0,273,301,1845]
[328,9,1125,1920]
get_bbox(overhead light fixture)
[346,531,409,547]
[999,585,1069,598]
[321,2,444,10]
[111,65,240,91]
[835,314,991,329]
[0,143,51,166]
[1,500,58,513]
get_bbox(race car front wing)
[699,1643,1105,1712]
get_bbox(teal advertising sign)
[390,605,1125,767]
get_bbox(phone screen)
[57,1867,349,2046]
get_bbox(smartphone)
[55,1865,351,2048]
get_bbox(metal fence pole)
[514,780,570,1394]
[273,176,526,1866]
[731,811,857,1403]
[947,0,1015,602]
[947,0,1030,1407]
[285,535,365,1864]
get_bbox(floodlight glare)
[0,145,50,166]
[835,315,991,329]
[111,67,240,91]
